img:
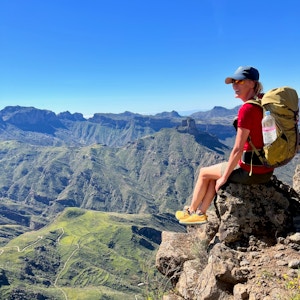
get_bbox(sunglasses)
[232,80,245,85]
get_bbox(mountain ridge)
[0,105,237,147]
[0,126,227,243]
[0,104,298,299]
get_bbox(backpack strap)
[245,100,270,169]
[233,99,269,173]
[245,98,262,107]
[247,137,268,167]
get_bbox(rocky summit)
[156,170,300,299]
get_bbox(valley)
[0,105,298,299]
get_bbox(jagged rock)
[155,210,219,280]
[288,259,300,269]
[233,283,248,300]
[293,164,300,193]
[57,111,86,121]
[176,257,233,300]
[215,179,293,246]
[0,106,65,134]
[288,232,300,244]
[177,118,199,136]
[155,231,197,285]
[156,176,300,299]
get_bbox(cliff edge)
[156,168,300,299]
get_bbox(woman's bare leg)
[198,180,216,213]
[189,163,223,213]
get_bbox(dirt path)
[0,235,43,255]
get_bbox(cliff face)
[156,172,300,300]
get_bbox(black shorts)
[221,162,273,185]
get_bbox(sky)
[1,0,300,117]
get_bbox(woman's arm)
[215,127,250,191]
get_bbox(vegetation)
[0,106,298,298]
[0,129,227,236]
[0,208,181,299]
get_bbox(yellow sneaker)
[179,213,207,225]
[175,206,190,221]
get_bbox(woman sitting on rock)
[176,66,274,225]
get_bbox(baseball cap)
[225,66,259,84]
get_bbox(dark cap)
[225,66,259,84]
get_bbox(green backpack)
[247,87,299,168]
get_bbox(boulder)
[156,175,300,299]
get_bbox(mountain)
[0,124,228,244]
[0,118,233,297]
[0,106,65,134]
[155,110,182,118]
[0,105,297,236]
[0,106,236,147]
[0,105,298,299]
[190,105,240,120]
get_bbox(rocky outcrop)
[0,105,238,148]
[177,118,229,155]
[57,111,86,121]
[0,106,65,134]
[156,175,300,299]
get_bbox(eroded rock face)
[156,176,300,300]
[215,180,293,246]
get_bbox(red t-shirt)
[237,102,274,174]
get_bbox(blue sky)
[1,0,299,117]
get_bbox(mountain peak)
[155,110,181,118]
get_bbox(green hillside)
[0,128,227,242]
[0,207,183,299]
[0,124,228,299]
[0,107,298,300]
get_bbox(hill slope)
[0,207,183,299]
[0,127,227,244]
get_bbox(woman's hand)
[215,176,227,192]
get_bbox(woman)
[176,66,274,225]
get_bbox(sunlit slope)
[0,207,182,299]
[0,129,226,223]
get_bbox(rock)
[288,259,300,269]
[233,283,249,300]
[288,232,300,244]
[0,106,64,134]
[155,231,197,285]
[276,260,288,266]
[287,269,298,278]
[273,253,284,259]
[293,164,300,193]
[162,294,182,300]
[215,180,293,246]
[177,258,233,300]
[156,175,300,299]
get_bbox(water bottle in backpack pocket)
[262,111,277,145]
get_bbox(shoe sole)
[179,220,207,225]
